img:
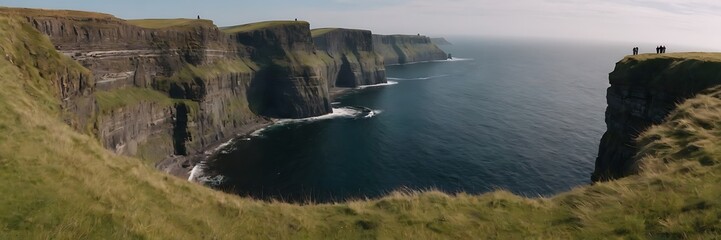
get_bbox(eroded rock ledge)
[593,53,721,181]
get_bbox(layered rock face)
[372,34,448,65]
[5,8,409,165]
[593,54,721,181]
[7,7,449,167]
[312,28,386,87]
[228,22,332,118]
[13,10,258,160]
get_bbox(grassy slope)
[310,28,338,37]
[221,21,306,33]
[0,7,116,19]
[2,14,721,238]
[625,52,721,62]
[126,19,215,29]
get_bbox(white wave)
[250,126,269,137]
[188,161,226,186]
[331,102,341,105]
[275,107,362,124]
[205,138,236,155]
[356,81,399,89]
[387,75,449,81]
[251,107,382,137]
[188,163,205,182]
[365,109,382,118]
[387,57,474,66]
[434,57,474,62]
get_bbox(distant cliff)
[431,37,452,45]
[312,28,386,87]
[1,7,447,167]
[372,34,448,65]
[593,53,721,181]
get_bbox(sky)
[2,0,721,50]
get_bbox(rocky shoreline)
[156,87,355,179]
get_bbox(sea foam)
[356,81,399,89]
[251,107,381,137]
[387,75,450,81]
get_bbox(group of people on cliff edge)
[632,47,639,55]
[631,45,668,55]
[656,45,667,54]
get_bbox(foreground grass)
[2,14,721,239]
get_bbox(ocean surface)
[204,37,633,203]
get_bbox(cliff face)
[312,28,386,87]
[3,8,417,165]
[227,21,332,118]
[372,34,448,65]
[593,53,721,181]
[11,9,259,161]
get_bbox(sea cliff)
[593,53,721,181]
[312,28,386,87]
[372,34,448,65]
[0,7,446,171]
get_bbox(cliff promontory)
[593,53,721,181]
[312,28,386,87]
[373,34,448,65]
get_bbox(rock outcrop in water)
[372,34,448,65]
[593,53,721,181]
[1,7,446,169]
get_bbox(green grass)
[127,19,216,29]
[624,52,721,62]
[0,7,116,20]
[311,28,339,37]
[221,20,307,33]
[94,87,175,114]
[155,59,257,96]
[3,12,721,239]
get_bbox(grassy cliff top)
[126,18,216,29]
[623,52,721,63]
[221,20,308,33]
[310,28,339,37]
[611,52,721,90]
[374,33,431,38]
[0,7,117,20]
[311,28,371,37]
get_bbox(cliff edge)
[593,53,721,181]
[312,28,386,87]
[373,34,448,65]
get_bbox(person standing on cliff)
[656,46,659,54]
[662,45,667,53]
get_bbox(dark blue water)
[206,37,628,203]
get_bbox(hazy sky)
[2,0,720,50]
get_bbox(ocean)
[204,37,634,203]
